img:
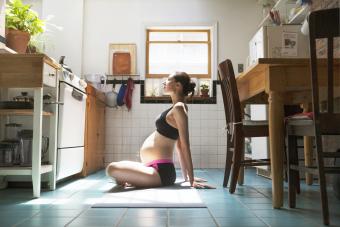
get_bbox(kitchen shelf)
[0,165,53,176]
[258,0,287,28]
[0,109,53,116]
[257,0,309,28]
[0,54,60,198]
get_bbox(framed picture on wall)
[108,43,137,75]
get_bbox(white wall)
[81,0,262,168]
[41,0,84,76]
[82,0,262,76]
[0,0,5,40]
[23,0,84,75]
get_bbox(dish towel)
[124,78,134,111]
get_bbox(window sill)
[141,95,216,104]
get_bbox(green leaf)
[5,0,45,36]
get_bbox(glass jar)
[5,123,22,140]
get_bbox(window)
[146,28,211,79]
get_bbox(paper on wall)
[281,32,298,57]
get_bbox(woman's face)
[163,75,176,94]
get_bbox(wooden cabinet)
[82,85,105,176]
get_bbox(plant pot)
[200,89,209,97]
[5,29,30,53]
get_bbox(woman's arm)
[176,140,189,181]
[172,104,194,186]
[173,104,216,189]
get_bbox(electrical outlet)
[238,64,244,73]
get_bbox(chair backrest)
[218,59,242,125]
[308,8,340,134]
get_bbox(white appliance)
[56,70,87,181]
[250,104,269,170]
[248,25,309,66]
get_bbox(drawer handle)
[48,73,55,77]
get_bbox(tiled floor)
[0,169,339,227]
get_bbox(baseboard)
[256,168,272,179]
[7,181,49,188]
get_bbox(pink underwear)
[145,159,173,171]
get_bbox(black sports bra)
[155,107,179,140]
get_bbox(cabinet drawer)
[43,63,57,87]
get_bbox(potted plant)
[5,0,44,53]
[200,83,209,97]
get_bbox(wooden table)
[236,58,340,208]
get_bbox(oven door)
[58,82,87,148]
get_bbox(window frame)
[145,29,212,78]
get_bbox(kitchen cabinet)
[82,85,105,176]
[0,54,60,197]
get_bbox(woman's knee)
[105,162,119,177]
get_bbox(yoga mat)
[92,183,206,208]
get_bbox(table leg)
[268,91,284,208]
[238,103,246,186]
[302,103,313,185]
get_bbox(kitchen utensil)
[105,79,118,108]
[112,51,131,75]
[59,56,73,73]
[5,123,22,140]
[0,140,23,166]
[18,130,49,166]
[13,92,34,103]
[84,74,107,91]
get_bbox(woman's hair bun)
[172,72,196,97]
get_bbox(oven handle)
[72,88,84,101]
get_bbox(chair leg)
[238,143,245,186]
[223,149,233,188]
[287,134,298,208]
[315,136,329,225]
[229,135,243,194]
[296,170,301,194]
[238,166,244,186]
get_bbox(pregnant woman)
[106,72,214,189]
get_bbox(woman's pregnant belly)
[140,131,175,163]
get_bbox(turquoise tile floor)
[0,169,339,227]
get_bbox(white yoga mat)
[92,183,206,208]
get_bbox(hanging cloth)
[117,83,127,106]
[123,78,134,111]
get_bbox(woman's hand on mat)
[192,181,216,189]
[194,177,207,182]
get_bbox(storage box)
[248,25,309,66]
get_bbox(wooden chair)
[285,8,340,225]
[218,59,270,193]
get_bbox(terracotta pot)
[200,89,209,97]
[6,29,30,53]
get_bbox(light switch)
[238,64,244,73]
